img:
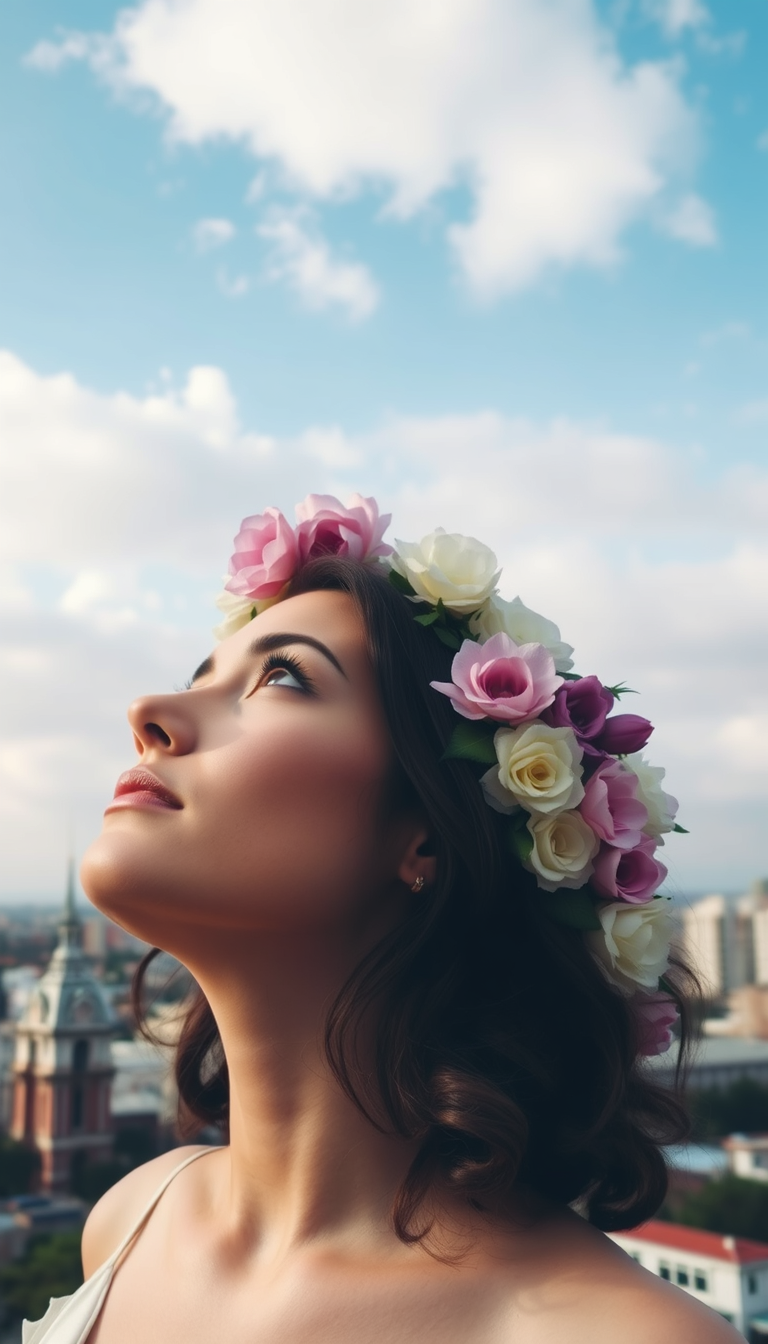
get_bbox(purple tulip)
[540,675,614,740]
[593,713,653,755]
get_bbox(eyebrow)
[189,631,347,685]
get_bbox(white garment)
[22,1146,216,1344]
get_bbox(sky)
[0,0,766,902]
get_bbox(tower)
[10,861,116,1191]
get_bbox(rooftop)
[619,1220,768,1265]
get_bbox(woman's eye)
[264,666,304,690]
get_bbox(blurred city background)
[0,0,765,1337]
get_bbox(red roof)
[619,1220,768,1265]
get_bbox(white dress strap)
[104,1144,218,1267]
[21,1145,218,1344]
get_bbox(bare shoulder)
[588,1253,745,1344]
[81,1145,211,1278]
[485,1210,743,1344]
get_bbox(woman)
[26,495,738,1343]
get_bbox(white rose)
[524,810,599,892]
[212,584,282,641]
[481,724,584,816]
[587,899,674,994]
[391,529,500,612]
[470,594,574,672]
[213,590,255,641]
[624,753,679,842]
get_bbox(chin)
[80,828,175,944]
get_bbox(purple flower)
[590,835,667,904]
[541,675,614,741]
[580,759,648,851]
[593,713,653,755]
[634,992,678,1057]
[430,632,562,724]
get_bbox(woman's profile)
[25,494,740,1343]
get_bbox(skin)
[79,589,739,1343]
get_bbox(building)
[9,864,117,1191]
[645,1036,768,1091]
[752,881,768,987]
[705,986,768,1042]
[683,894,734,998]
[609,1220,768,1338]
[682,883,768,1003]
[724,1135,768,1184]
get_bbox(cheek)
[191,713,394,912]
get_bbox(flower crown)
[215,493,684,1058]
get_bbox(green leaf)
[605,681,638,699]
[673,822,689,834]
[543,890,602,931]
[508,824,534,864]
[442,720,498,765]
[388,569,416,597]
[414,610,440,627]
[559,671,582,681]
[433,625,462,650]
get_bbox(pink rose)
[225,507,299,600]
[295,493,392,563]
[634,991,678,1057]
[430,632,562,723]
[591,835,668,904]
[580,759,648,851]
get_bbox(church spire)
[57,853,82,953]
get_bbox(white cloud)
[24,31,110,73]
[662,192,717,246]
[216,268,250,298]
[696,30,746,58]
[2,349,768,895]
[257,213,380,321]
[644,0,710,36]
[27,0,702,296]
[736,400,768,427]
[700,320,749,347]
[192,216,236,251]
[757,130,768,153]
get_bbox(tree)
[675,1175,768,1242]
[689,1078,768,1140]
[0,1135,41,1197]
[0,1233,83,1322]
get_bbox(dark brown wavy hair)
[134,554,695,1239]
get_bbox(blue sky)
[0,0,766,898]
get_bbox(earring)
[411,876,425,893]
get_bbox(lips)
[106,767,183,814]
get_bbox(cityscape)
[2,872,768,1336]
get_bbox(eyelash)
[258,650,315,693]
[178,651,316,695]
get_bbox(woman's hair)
[133,555,695,1238]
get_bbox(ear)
[396,820,437,893]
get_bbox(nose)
[127,693,197,757]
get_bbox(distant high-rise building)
[750,880,768,987]
[683,894,731,998]
[10,862,117,1191]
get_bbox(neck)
[181,927,421,1260]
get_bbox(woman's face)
[82,589,413,950]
